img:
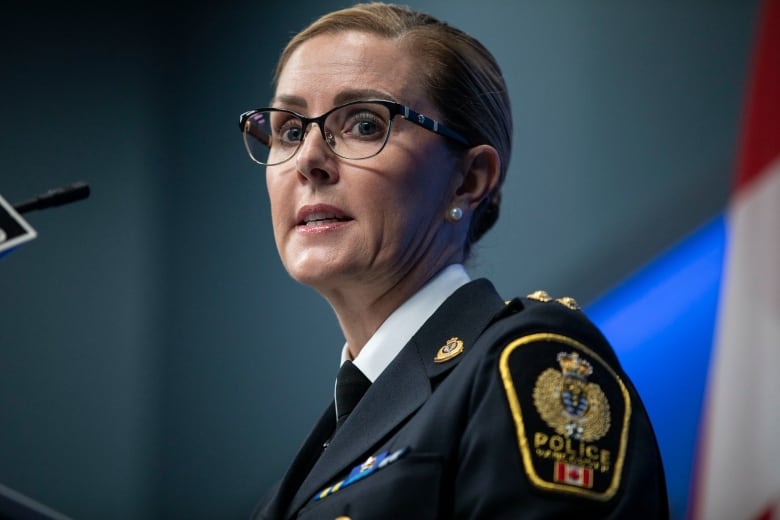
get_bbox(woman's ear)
[451,144,502,212]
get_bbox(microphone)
[12,181,90,214]
[1,181,90,257]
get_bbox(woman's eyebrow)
[332,89,395,105]
[268,94,307,109]
[270,89,397,110]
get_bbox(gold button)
[527,290,553,302]
[556,296,581,311]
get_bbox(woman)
[240,3,668,519]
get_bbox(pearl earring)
[448,206,463,222]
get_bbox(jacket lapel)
[285,279,506,517]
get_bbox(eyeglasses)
[238,99,470,166]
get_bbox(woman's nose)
[295,123,339,185]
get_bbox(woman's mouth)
[296,204,354,230]
[301,212,352,227]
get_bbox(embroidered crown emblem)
[557,352,593,380]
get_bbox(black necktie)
[335,360,371,430]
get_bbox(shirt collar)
[339,264,471,382]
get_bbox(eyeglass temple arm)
[397,105,469,146]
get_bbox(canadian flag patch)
[554,461,594,489]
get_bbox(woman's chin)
[284,259,358,292]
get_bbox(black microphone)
[12,182,90,214]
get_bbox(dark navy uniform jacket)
[252,279,669,519]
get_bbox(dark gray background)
[0,1,758,518]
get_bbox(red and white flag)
[691,1,780,519]
[554,461,593,489]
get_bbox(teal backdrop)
[0,1,758,518]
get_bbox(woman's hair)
[274,2,513,251]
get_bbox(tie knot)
[335,360,371,428]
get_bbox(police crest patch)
[499,333,631,500]
[533,351,611,442]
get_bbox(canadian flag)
[690,1,780,519]
[554,461,593,489]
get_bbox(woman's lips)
[296,204,353,230]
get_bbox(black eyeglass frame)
[238,99,471,166]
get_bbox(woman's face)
[267,31,464,297]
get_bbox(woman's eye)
[277,121,303,143]
[346,112,386,139]
[355,120,380,136]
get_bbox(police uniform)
[251,278,669,519]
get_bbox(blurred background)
[0,1,760,518]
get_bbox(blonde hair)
[274,2,513,248]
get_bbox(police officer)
[240,3,669,518]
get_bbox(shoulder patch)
[499,333,631,500]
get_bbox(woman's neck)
[320,262,445,359]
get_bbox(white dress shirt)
[338,264,471,383]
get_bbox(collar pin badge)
[434,337,464,363]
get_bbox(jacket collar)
[284,279,505,517]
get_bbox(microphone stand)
[12,182,91,214]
